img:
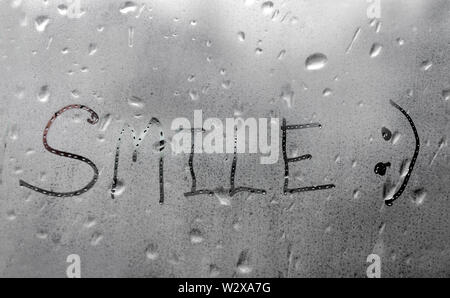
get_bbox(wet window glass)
[0,0,448,278]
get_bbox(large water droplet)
[120,1,137,14]
[305,53,328,71]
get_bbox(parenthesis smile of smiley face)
[373,100,420,207]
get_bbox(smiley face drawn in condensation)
[374,100,420,207]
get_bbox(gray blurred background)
[0,0,449,277]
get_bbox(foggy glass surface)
[0,0,449,277]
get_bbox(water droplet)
[37,85,50,103]
[442,89,450,101]
[280,84,294,108]
[71,89,80,98]
[119,1,137,14]
[305,53,328,71]
[127,96,145,109]
[412,188,427,206]
[35,16,50,32]
[145,243,159,260]
[189,229,204,244]
[221,80,231,89]
[88,43,97,55]
[391,131,401,145]
[421,60,432,71]
[236,249,252,274]
[128,26,134,47]
[381,127,392,141]
[322,88,332,97]
[189,89,199,101]
[6,210,16,221]
[90,232,104,246]
[83,216,97,228]
[209,264,220,277]
[237,31,245,42]
[261,1,274,16]
[57,4,68,15]
[36,230,48,240]
[369,43,382,58]
[277,49,286,60]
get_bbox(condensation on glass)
[0,0,449,277]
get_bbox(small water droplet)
[37,85,50,103]
[36,230,48,240]
[88,43,97,55]
[280,84,294,107]
[127,96,144,109]
[128,26,134,47]
[221,80,231,89]
[237,31,245,42]
[412,188,427,206]
[277,49,286,60]
[6,210,16,221]
[57,4,68,15]
[322,88,332,97]
[421,60,432,71]
[261,1,274,16]
[90,232,104,246]
[145,243,159,260]
[369,43,383,58]
[83,216,97,228]
[35,16,50,32]
[189,229,204,244]
[442,89,450,101]
[189,89,199,101]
